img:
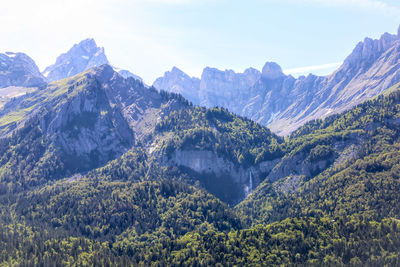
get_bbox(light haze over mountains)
[2,25,400,135]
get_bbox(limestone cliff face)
[0,52,46,88]
[264,132,364,189]
[153,67,201,105]
[0,64,190,178]
[0,66,143,174]
[92,66,185,142]
[268,31,400,134]
[153,66,261,115]
[41,77,134,170]
[198,67,261,114]
[153,27,400,135]
[43,39,109,82]
[154,122,366,205]
[160,149,279,203]
[114,69,143,83]
[43,39,143,84]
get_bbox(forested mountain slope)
[237,87,400,225]
[2,64,400,265]
[0,65,282,204]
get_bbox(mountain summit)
[261,62,285,80]
[153,67,201,104]
[0,52,46,88]
[42,38,143,84]
[42,39,109,82]
[153,27,400,135]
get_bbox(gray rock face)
[268,30,400,135]
[0,64,178,175]
[90,65,183,142]
[43,39,143,84]
[43,39,109,82]
[153,27,400,135]
[162,149,280,204]
[153,67,201,105]
[44,77,135,170]
[0,52,46,88]
[199,67,261,113]
[261,62,285,80]
[153,66,261,113]
[114,68,144,83]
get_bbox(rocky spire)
[261,62,285,80]
[42,38,109,82]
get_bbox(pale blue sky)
[1,0,400,83]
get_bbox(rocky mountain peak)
[261,62,285,80]
[43,38,109,82]
[153,67,200,105]
[202,67,223,77]
[42,38,144,84]
[155,67,196,85]
[77,38,97,52]
[243,67,262,84]
[86,64,116,82]
[376,31,398,47]
[344,32,399,67]
[201,67,251,83]
[114,69,143,83]
[244,67,260,75]
[0,51,46,88]
[153,25,400,136]
[171,66,186,75]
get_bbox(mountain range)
[4,27,400,137]
[154,26,400,135]
[0,38,142,89]
[0,64,282,204]
[1,26,400,266]
[43,38,143,83]
[0,39,143,110]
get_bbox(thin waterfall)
[249,171,253,193]
[245,170,254,198]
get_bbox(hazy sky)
[1,0,400,83]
